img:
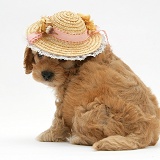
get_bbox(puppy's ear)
[24,47,34,74]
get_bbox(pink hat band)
[27,27,90,44]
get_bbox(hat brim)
[27,22,107,60]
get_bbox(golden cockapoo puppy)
[24,11,160,150]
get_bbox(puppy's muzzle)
[41,71,54,81]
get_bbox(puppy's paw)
[69,135,93,145]
[36,129,67,142]
[93,140,107,150]
[93,136,138,151]
[69,135,83,145]
[93,138,120,151]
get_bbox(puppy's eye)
[37,54,44,58]
[58,59,65,63]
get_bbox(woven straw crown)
[26,11,107,60]
[52,11,86,34]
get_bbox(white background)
[0,0,160,159]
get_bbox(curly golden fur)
[24,45,160,150]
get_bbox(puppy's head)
[23,47,75,87]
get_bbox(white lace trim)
[27,34,107,61]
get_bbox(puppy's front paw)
[93,141,105,150]
[36,128,67,142]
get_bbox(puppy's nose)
[41,71,54,81]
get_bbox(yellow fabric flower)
[78,14,96,32]
[34,16,52,33]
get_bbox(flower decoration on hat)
[78,14,96,34]
[27,16,58,44]
[34,16,53,33]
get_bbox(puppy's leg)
[93,135,146,151]
[93,101,160,150]
[70,97,159,150]
[93,131,159,151]
[37,117,70,142]
[70,101,109,145]
[37,103,70,142]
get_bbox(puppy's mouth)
[41,71,54,81]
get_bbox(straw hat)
[26,11,108,60]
